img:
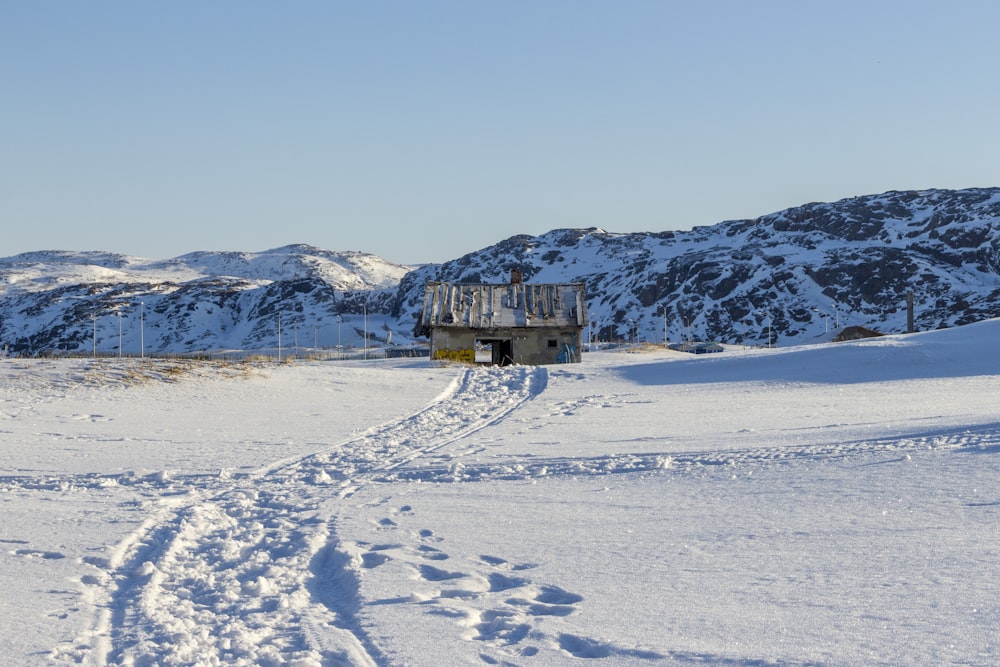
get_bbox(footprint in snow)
[506,598,576,617]
[361,552,390,569]
[349,541,398,569]
[70,414,111,422]
[417,544,449,561]
[558,633,664,661]
[480,554,537,571]
[479,554,508,567]
[487,572,529,592]
[418,564,466,582]
[534,585,583,605]
[467,610,531,644]
[418,528,443,542]
[14,549,66,560]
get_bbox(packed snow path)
[58,364,547,666]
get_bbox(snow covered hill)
[3,188,1000,355]
[0,245,411,356]
[394,187,1000,346]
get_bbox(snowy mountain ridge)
[3,188,1000,355]
[0,244,408,293]
[394,187,1000,345]
[0,245,411,355]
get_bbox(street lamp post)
[92,313,97,359]
[277,313,282,362]
[661,304,668,347]
[139,301,145,359]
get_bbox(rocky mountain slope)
[3,188,999,356]
[395,187,1000,346]
[0,245,410,356]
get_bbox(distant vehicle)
[669,341,723,354]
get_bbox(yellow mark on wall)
[433,348,475,363]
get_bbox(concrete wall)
[430,326,583,365]
[429,328,477,363]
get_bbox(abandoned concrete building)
[416,278,588,365]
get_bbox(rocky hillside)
[3,188,1000,356]
[0,245,410,356]
[394,188,1000,346]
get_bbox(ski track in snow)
[12,421,995,495]
[385,424,1000,484]
[50,364,552,666]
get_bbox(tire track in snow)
[54,364,546,666]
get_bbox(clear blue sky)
[3,1,998,264]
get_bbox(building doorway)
[476,337,514,366]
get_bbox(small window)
[547,339,558,348]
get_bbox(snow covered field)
[3,321,1000,666]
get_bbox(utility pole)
[907,291,915,333]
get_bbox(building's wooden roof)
[420,281,587,330]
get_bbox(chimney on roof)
[510,269,523,284]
